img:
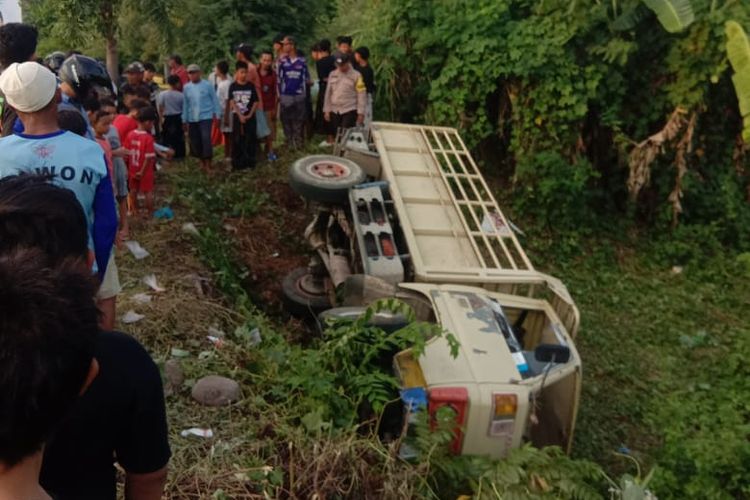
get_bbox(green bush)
[321,0,750,251]
[648,222,726,267]
[513,152,599,229]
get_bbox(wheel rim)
[296,273,327,298]
[307,161,351,180]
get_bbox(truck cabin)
[393,284,581,457]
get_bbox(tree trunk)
[106,35,119,85]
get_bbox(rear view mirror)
[534,344,570,364]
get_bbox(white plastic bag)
[143,274,166,292]
[124,240,150,260]
[122,310,145,324]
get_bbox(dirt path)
[228,177,310,312]
[114,160,310,498]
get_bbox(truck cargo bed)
[371,122,534,282]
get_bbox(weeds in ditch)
[130,144,750,498]
[166,161,647,499]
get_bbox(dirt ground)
[228,178,310,314]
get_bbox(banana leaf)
[726,21,750,142]
[642,0,695,33]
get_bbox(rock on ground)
[191,375,241,406]
[165,359,185,388]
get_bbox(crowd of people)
[156,34,377,170]
[114,34,376,173]
[0,19,377,500]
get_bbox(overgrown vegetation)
[24,0,330,75]
[167,163,627,498]
[129,155,743,498]
[523,225,750,499]
[321,0,750,247]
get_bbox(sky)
[0,0,22,23]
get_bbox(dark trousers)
[314,82,331,135]
[231,115,257,170]
[151,99,161,137]
[162,114,185,159]
[305,91,314,139]
[280,94,306,149]
[188,120,213,160]
[331,110,358,134]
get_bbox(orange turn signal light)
[493,394,517,419]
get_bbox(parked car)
[284,122,582,458]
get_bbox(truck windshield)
[486,298,531,378]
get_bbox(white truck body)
[364,122,582,456]
[370,122,580,339]
[293,122,583,458]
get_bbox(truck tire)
[318,306,410,333]
[282,267,332,317]
[289,155,367,204]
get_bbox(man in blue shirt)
[278,35,311,150]
[182,64,221,172]
[0,61,117,280]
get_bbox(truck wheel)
[282,267,332,317]
[318,306,410,333]
[289,155,367,204]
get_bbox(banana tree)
[726,21,750,142]
[642,0,695,33]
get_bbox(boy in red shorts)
[125,106,157,217]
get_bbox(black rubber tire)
[282,267,332,317]
[289,155,367,204]
[318,306,410,333]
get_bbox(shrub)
[513,151,599,229]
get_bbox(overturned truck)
[283,122,581,458]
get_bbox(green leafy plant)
[319,299,459,414]
[513,151,599,230]
[25,0,173,80]
[602,453,657,500]
[408,408,607,500]
[642,0,695,33]
[650,325,750,498]
[737,252,750,276]
[725,20,750,142]
[612,4,649,32]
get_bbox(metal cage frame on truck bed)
[370,122,579,339]
[371,122,533,273]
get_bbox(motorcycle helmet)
[59,54,116,100]
[43,51,66,74]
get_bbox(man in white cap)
[0,61,117,281]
